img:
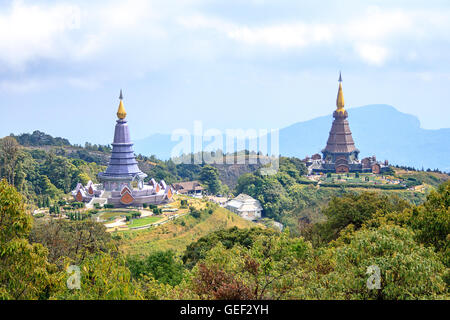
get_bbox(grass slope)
[393,169,449,187]
[118,205,258,257]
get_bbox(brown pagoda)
[321,73,360,173]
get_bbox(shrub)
[190,207,201,219]
[71,201,85,209]
[152,208,162,215]
[131,212,141,219]
[180,199,188,208]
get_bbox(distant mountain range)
[133,104,450,172]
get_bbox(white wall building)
[225,193,262,221]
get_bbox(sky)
[1,0,450,145]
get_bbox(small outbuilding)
[171,181,204,196]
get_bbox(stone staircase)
[86,191,109,209]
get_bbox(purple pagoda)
[98,89,147,190]
[71,91,173,207]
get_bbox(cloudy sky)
[1,0,450,145]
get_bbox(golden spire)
[117,89,127,119]
[336,72,345,113]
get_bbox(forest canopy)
[0,178,448,300]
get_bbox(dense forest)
[0,178,448,299]
[0,135,105,207]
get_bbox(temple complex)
[305,73,389,174]
[72,91,173,207]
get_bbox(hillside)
[118,199,259,257]
[134,105,450,172]
[2,131,447,239]
[393,168,450,187]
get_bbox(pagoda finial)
[117,89,127,119]
[336,72,345,113]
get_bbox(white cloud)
[227,23,332,49]
[178,5,450,66]
[345,6,414,41]
[179,15,333,49]
[99,0,152,29]
[0,0,82,69]
[1,1,450,73]
[0,0,170,70]
[0,75,104,93]
[0,78,43,93]
[355,43,389,66]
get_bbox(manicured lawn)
[321,173,381,183]
[128,216,163,228]
[99,210,140,221]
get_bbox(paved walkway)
[140,209,153,217]
[128,212,189,230]
[104,209,189,231]
[104,217,126,228]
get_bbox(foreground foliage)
[0,178,449,300]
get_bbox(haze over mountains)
[278,104,450,172]
[134,104,450,172]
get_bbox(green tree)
[78,172,91,186]
[0,179,59,299]
[407,181,450,251]
[310,192,411,245]
[30,219,114,269]
[182,227,277,269]
[127,250,184,286]
[189,231,311,299]
[0,179,32,242]
[0,137,20,186]
[200,165,221,195]
[54,252,142,300]
[306,224,447,299]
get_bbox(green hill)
[117,198,259,257]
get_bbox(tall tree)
[199,165,221,195]
[0,137,20,186]
[0,179,59,299]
